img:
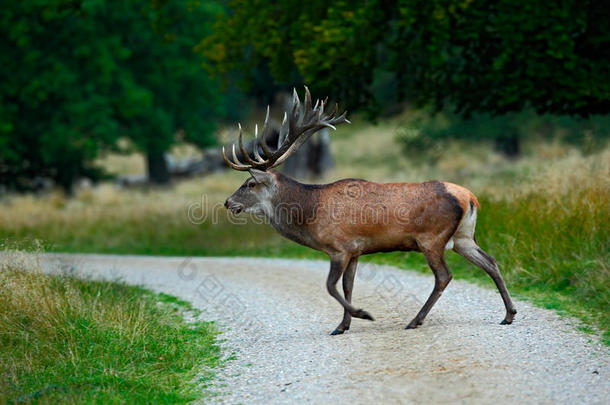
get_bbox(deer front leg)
[327,255,373,336]
[330,257,359,335]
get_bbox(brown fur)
[225,171,516,335]
[308,178,465,256]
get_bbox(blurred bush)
[399,110,610,159]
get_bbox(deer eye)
[247,181,256,188]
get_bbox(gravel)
[39,254,609,404]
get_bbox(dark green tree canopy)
[206,0,610,117]
[0,0,224,191]
[395,0,610,116]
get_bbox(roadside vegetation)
[0,253,222,404]
[0,115,608,344]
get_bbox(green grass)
[0,259,222,404]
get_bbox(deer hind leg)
[406,249,453,329]
[327,255,373,336]
[453,238,517,324]
[330,257,359,335]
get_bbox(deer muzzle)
[224,198,244,214]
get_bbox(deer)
[223,87,517,335]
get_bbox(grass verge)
[0,255,222,404]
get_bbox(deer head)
[223,87,349,217]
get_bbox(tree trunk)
[146,150,171,184]
[494,133,520,158]
[281,130,334,180]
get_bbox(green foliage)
[208,0,610,117]
[0,0,224,191]
[395,0,610,116]
[202,0,391,110]
[0,264,222,403]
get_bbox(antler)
[222,86,350,171]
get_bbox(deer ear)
[249,169,274,186]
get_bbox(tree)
[120,0,225,183]
[201,0,392,111]
[205,0,610,117]
[393,0,610,117]
[0,0,224,191]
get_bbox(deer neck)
[267,174,321,246]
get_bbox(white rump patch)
[452,204,478,252]
[445,238,454,250]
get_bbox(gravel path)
[38,254,608,404]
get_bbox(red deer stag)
[223,87,516,335]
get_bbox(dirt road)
[39,254,608,404]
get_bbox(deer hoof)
[501,308,517,325]
[353,309,374,321]
[330,328,345,336]
[405,319,423,329]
